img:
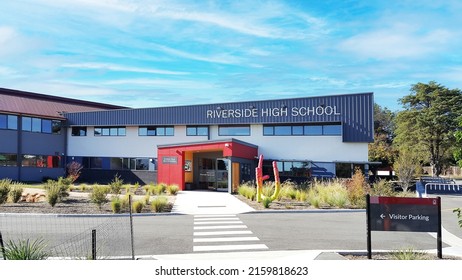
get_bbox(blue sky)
[0,0,461,111]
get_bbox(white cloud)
[62,62,189,75]
[339,25,453,60]
[104,78,214,89]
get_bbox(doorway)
[197,157,229,192]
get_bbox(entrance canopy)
[157,139,258,191]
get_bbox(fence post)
[0,231,6,260]
[92,229,96,260]
[129,194,135,260]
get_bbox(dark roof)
[0,87,127,119]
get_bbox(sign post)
[366,194,442,259]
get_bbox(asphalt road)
[132,194,461,256]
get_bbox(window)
[0,114,18,130]
[21,155,62,168]
[22,117,32,131]
[52,120,61,134]
[72,127,87,136]
[186,126,209,136]
[95,127,126,136]
[304,125,322,135]
[323,124,342,135]
[130,158,149,170]
[264,123,342,136]
[32,118,41,132]
[139,126,174,136]
[42,119,52,134]
[218,125,250,136]
[0,154,17,166]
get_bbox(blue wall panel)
[65,92,374,143]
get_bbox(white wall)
[68,124,368,162]
[211,124,368,162]
[67,126,207,157]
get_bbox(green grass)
[2,238,49,260]
[390,247,431,260]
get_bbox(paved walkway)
[171,190,254,215]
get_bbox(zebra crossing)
[193,214,268,252]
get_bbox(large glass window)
[95,127,126,136]
[264,123,341,136]
[323,124,342,135]
[42,119,52,134]
[22,117,32,131]
[139,126,174,136]
[218,125,250,136]
[0,114,18,130]
[0,154,17,166]
[72,127,87,136]
[21,154,62,168]
[31,118,41,132]
[187,126,208,136]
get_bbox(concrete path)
[171,191,255,215]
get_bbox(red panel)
[157,140,258,190]
[370,196,439,206]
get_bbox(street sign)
[366,195,442,259]
[369,196,439,232]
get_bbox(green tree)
[394,81,462,176]
[454,116,462,168]
[368,103,397,165]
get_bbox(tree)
[394,81,462,176]
[393,149,421,192]
[368,103,397,165]
[454,116,462,168]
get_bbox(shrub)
[66,161,83,183]
[9,185,24,203]
[90,185,110,210]
[2,238,49,260]
[307,180,349,208]
[346,168,370,208]
[144,194,151,205]
[262,196,272,208]
[111,196,122,213]
[151,197,168,212]
[454,208,462,228]
[370,179,395,197]
[238,184,256,201]
[121,193,131,209]
[390,247,430,260]
[166,185,179,195]
[45,180,61,207]
[278,181,297,200]
[109,174,124,194]
[132,200,144,213]
[0,178,12,204]
[151,184,166,195]
[262,182,274,198]
[295,190,308,202]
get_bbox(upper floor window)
[21,116,61,134]
[186,126,209,136]
[139,126,174,136]
[72,127,87,136]
[218,125,250,136]
[0,114,18,130]
[95,127,126,136]
[263,123,342,136]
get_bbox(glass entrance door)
[198,157,229,191]
[215,158,229,192]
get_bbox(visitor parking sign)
[366,195,442,259]
[368,196,439,232]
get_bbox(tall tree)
[368,103,396,165]
[454,116,462,168]
[394,81,462,176]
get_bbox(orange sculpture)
[255,155,281,202]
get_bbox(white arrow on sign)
[380,214,386,219]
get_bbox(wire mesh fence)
[0,213,133,260]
